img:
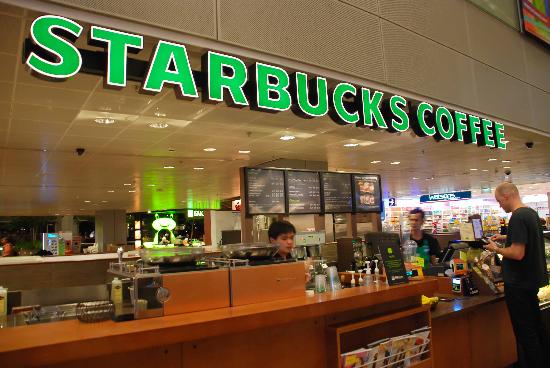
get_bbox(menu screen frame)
[320,172,353,214]
[244,168,287,215]
[285,170,322,214]
[351,173,382,213]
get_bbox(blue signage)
[388,197,396,207]
[420,191,472,203]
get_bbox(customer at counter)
[408,208,440,265]
[486,182,549,368]
[268,220,296,259]
[1,236,18,257]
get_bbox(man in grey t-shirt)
[486,182,549,367]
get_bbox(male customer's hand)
[490,234,506,242]
[484,240,499,253]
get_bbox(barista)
[268,220,296,259]
[409,208,441,265]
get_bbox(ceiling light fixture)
[482,169,489,172]
[193,167,204,170]
[502,160,511,163]
[107,190,115,193]
[370,160,381,164]
[147,184,156,187]
[163,166,175,169]
[238,150,251,154]
[344,143,359,147]
[42,149,47,152]
[101,200,108,203]
[148,122,169,129]
[94,117,116,125]
[470,168,478,171]
[412,177,419,180]
[129,190,136,193]
[154,111,166,118]
[390,161,400,165]
[488,158,497,161]
[280,135,295,141]
[84,200,91,203]
[123,183,132,186]
[203,147,216,152]
[504,166,511,169]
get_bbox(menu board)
[286,171,321,214]
[321,172,352,213]
[352,174,381,212]
[245,168,286,214]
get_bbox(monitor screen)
[472,218,483,239]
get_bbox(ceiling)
[0,6,549,216]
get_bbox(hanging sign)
[420,191,472,203]
[23,15,507,149]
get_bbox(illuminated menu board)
[286,171,321,214]
[321,172,352,213]
[245,168,286,214]
[352,174,382,212]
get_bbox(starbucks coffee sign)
[24,15,507,149]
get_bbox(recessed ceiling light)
[154,111,166,118]
[238,150,251,154]
[390,161,400,165]
[502,160,511,163]
[42,149,47,152]
[129,190,136,193]
[84,200,91,203]
[280,135,295,141]
[482,169,489,172]
[163,166,175,169]
[203,147,217,152]
[412,177,419,180]
[101,200,108,203]
[94,117,116,125]
[147,184,156,187]
[123,183,132,186]
[149,122,169,129]
[107,190,115,193]
[488,158,497,161]
[344,143,359,147]
[370,160,381,164]
[470,168,478,171]
[504,166,511,169]
[193,167,204,170]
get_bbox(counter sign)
[24,15,507,150]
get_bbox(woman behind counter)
[1,236,18,257]
[268,220,296,259]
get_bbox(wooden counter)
[430,291,517,367]
[0,279,437,368]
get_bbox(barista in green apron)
[408,208,442,266]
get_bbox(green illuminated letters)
[481,118,495,148]
[435,107,455,140]
[389,95,408,132]
[416,102,436,136]
[90,26,143,87]
[206,51,248,106]
[26,15,83,78]
[255,63,291,111]
[454,111,468,142]
[331,83,359,124]
[360,88,387,128]
[142,40,198,98]
[493,122,507,149]
[468,115,481,145]
[294,72,328,117]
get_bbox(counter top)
[0,252,139,266]
[431,293,505,320]
[0,279,437,366]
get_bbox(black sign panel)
[321,172,352,213]
[367,232,408,286]
[286,171,321,214]
[245,168,286,215]
[352,174,382,213]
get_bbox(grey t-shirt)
[503,207,549,289]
